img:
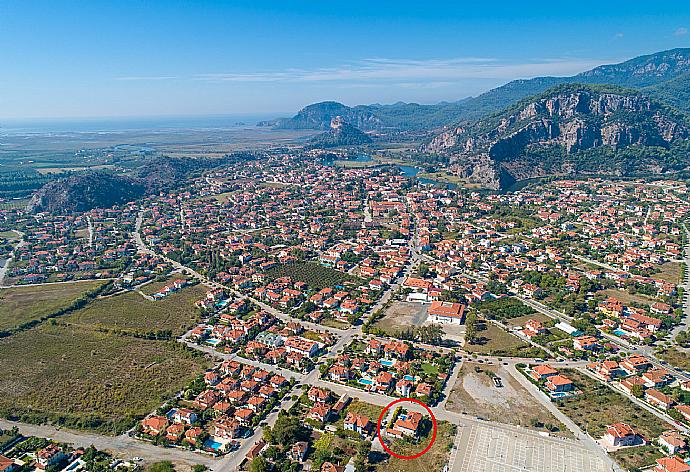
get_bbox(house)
[344,412,372,437]
[172,408,198,425]
[141,415,168,436]
[655,456,690,472]
[284,336,320,357]
[36,444,67,470]
[675,405,690,422]
[321,463,345,472]
[522,319,548,338]
[307,403,333,423]
[395,379,414,397]
[427,301,465,324]
[530,364,558,381]
[646,389,675,409]
[545,375,574,393]
[621,355,652,375]
[308,387,332,403]
[392,411,423,437]
[288,442,309,462]
[642,369,674,389]
[603,423,643,447]
[0,455,17,472]
[166,423,186,442]
[659,431,688,455]
[573,335,599,351]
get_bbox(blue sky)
[1,0,689,119]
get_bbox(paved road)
[0,419,216,469]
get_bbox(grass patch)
[554,370,668,440]
[657,348,690,371]
[64,284,206,337]
[377,421,454,472]
[265,262,361,290]
[0,281,105,332]
[610,444,665,472]
[477,297,535,322]
[0,323,209,434]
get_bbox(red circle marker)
[376,397,437,460]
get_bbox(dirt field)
[653,262,682,285]
[371,301,428,335]
[445,362,571,437]
[600,288,656,307]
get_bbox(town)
[4,145,690,472]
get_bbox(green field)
[464,322,546,358]
[0,281,105,332]
[265,262,361,290]
[0,323,209,433]
[64,283,206,337]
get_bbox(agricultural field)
[264,262,360,290]
[0,280,105,332]
[445,362,570,437]
[64,283,206,337]
[0,323,209,433]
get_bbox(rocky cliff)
[427,84,690,189]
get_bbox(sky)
[1,0,689,120]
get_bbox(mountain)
[427,84,690,189]
[28,153,261,213]
[28,172,145,213]
[457,48,690,119]
[309,117,373,148]
[262,101,382,131]
[263,49,690,132]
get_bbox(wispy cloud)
[675,27,689,37]
[192,57,609,84]
[114,76,177,81]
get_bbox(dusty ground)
[445,362,571,437]
[372,301,428,335]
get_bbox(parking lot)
[452,422,611,472]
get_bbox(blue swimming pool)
[613,329,627,337]
[380,359,395,367]
[206,338,221,346]
[358,378,373,386]
[403,375,415,381]
[204,439,223,451]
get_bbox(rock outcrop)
[427,84,690,189]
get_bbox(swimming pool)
[206,338,221,346]
[358,378,373,386]
[204,439,223,451]
[403,375,415,381]
[613,329,627,337]
[550,392,569,399]
[380,359,395,367]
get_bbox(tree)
[248,457,270,472]
[631,384,644,398]
[465,311,478,344]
